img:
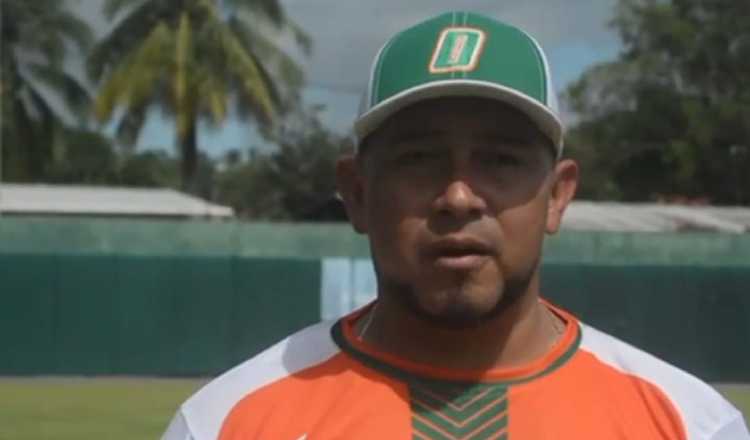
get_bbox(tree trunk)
[180,119,198,194]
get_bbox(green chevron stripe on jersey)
[410,380,508,439]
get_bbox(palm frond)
[94,22,174,122]
[249,53,285,112]
[115,103,148,148]
[192,0,276,124]
[27,63,92,125]
[6,0,94,66]
[35,34,68,68]
[225,0,284,26]
[103,0,149,21]
[16,70,57,125]
[218,24,275,124]
[227,16,305,93]
[196,74,228,126]
[230,1,311,54]
[41,10,95,54]
[88,0,173,81]
[287,20,312,56]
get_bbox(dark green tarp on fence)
[0,254,320,376]
[543,264,750,382]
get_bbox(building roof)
[1,184,747,231]
[0,184,234,218]
[561,201,750,233]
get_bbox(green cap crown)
[356,11,563,153]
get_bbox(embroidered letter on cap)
[429,27,486,74]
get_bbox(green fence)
[542,263,750,382]
[0,216,748,380]
[1,216,749,264]
[0,254,320,376]
[0,216,370,258]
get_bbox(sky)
[69,0,623,157]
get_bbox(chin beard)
[379,272,533,330]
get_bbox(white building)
[0,184,234,219]
[561,201,750,233]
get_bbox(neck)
[355,275,564,372]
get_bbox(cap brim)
[354,79,564,153]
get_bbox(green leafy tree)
[217,106,352,220]
[88,0,311,193]
[46,129,119,184]
[118,150,180,187]
[565,0,750,204]
[1,0,93,181]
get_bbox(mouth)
[425,237,495,271]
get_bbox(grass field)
[0,378,747,440]
[716,384,750,422]
[0,378,205,440]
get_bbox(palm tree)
[88,0,310,193]
[1,0,93,181]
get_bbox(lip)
[424,237,496,270]
[433,254,491,270]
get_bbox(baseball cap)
[354,11,564,155]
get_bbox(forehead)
[368,97,548,147]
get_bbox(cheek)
[366,175,431,226]
[497,198,548,269]
[365,184,427,270]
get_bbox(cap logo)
[429,27,486,74]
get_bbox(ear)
[546,159,578,234]
[336,154,368,234]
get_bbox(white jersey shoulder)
[161,320,340,440]
[579,322,749,440]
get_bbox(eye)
[397,149,436,164]
[483,151,522,167]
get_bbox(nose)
[432,177,487,220]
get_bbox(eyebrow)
[486,134,534,145]
[388,129,448,145]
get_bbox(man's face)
[341,97,576,328]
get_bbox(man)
[163,12,748,439]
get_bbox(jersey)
[162,302,748,440]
